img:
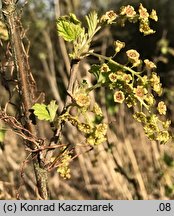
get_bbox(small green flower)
[139,4,149,20]
[144,123,158,136]
[144,59,156,69]
[94,123,108,138]
[57,151,71,179]
[100,10,117,24]
[78,123,93,134]
[125,95,136,108]
[163,120,171,129]
[133,112,147,123]
[114,40,125,53]
[93,103,103,116]
[109,73,117,82]
[124,83,133,93]
[87,135,95,145]
[141,75,148,85]
[123,74,132,83]
[134,86,147,99]
[126,49,141,67]
[114,91,125,103]
[145,94,154,106]
[95,136,107,145]
[75,93,90,107]
[153,83,163,96]
[156,131,170,144]
[100,63,110,72]
[157,101,167,115]
[116,70,125,80]
[150,9,158,21]
[150,73,163,95]
[120,5,136,18]
[139,20,155,36]
[150,73,160,84]
[126,49,140,60]
[86,123,107,145]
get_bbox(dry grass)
[0,104,174,199]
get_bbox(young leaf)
[47,100,58,122]
[86,11,99,38]
[32,103,51,121]
[57,16,83,42]
[89,64,101,79]
[69,13,81,25]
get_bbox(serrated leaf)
[57,17,83,42]
[89,64,100,79]
[32,103,51,121]
[47,100,58,122]
[86,11,99,38]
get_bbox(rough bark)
[1,0,49,199]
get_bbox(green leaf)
[89,64,100,79]
[86,11,99,38]
[32,103,51,121]
[57,15,83,42]
[69,13,81,25]
[47,100,58,122]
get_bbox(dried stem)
[2,0,49,199]
[64,59,80,108]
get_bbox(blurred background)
[0,0,174,199]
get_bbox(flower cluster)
[61,111,107,146]
[73,83,91,109]
[150,73,163,96]
[89,43,171,143]
[93,103,103,116]
[87,123,108,145]
[133,112,170,144]
[57,148,72,179]
[75,93,90,107]
[60,81,108,146]
[138,4,158,35]
[118,4,158,36]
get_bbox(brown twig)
[2,0,49,199]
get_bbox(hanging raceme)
[31,4,172,179]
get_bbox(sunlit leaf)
[86,11,99,38]
[47,100,58,122]
[57,15,83,42]
[32,103,50,121]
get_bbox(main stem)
[2,0,49,199]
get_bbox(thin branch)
[2,0,49,199]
